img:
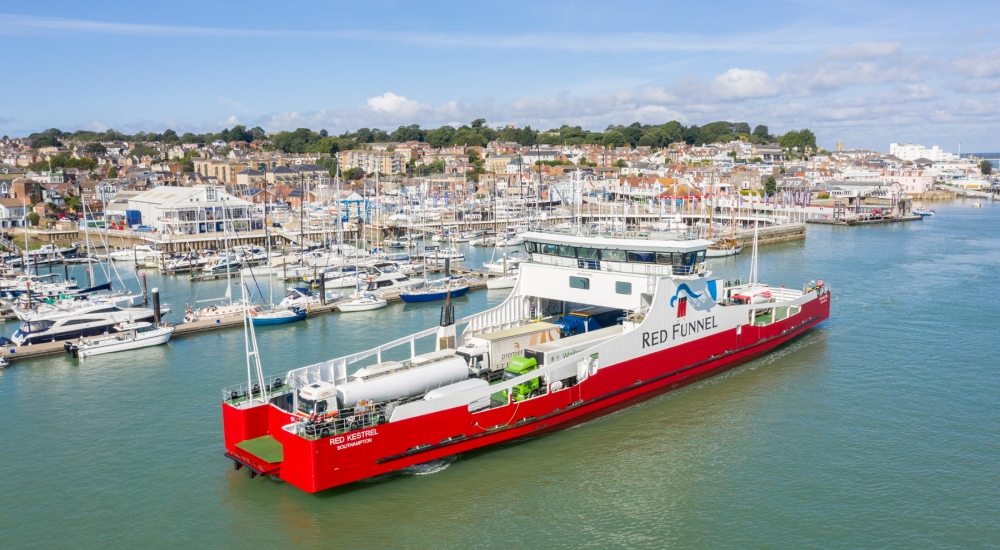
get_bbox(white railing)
[456,292,531,345]
[284,325,442,392]
[769,287,804,301]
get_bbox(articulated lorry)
[505,325,624,401]
[457,322,560,382]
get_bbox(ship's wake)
[361,456,458,482]
[405,456,457,476]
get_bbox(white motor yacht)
[486,274,517,289]
[337,293,387,312]
[65,322,174,357]
[12,301,156,346]
[109,245,163,263]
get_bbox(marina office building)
[127,185,260,235]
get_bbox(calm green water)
[2,201,999,548]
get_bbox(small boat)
[972,203,983,208]
[278,287,343,309]
[64,322,174,357]
[912,209,936,217]
[183,302,251,323]
[0,355,9,369]
[494,235,525,247]
[486,274,517,290]
[399,278,470,303]
[251,307,307,326]
[706,238,743,258]
[338,293,387,312]
[109,245,163,263]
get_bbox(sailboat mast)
[264,169,273,307]
[223,195,232,305]
[83,200,94,286]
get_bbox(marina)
[5,0,1000,544]
[2,200,997,547]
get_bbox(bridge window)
[558,246,576,258]
[576,247,599,259]
[602,249,627,262]
[569,276,590,290]
[525,242,537,253]
[616,282,632,295]
[656,252,673,264]
[542,243,558,255]
[627,251,655,263]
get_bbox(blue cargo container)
[125,210,142,227]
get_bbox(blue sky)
[2,1,1000,151]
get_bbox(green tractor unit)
[504,356,542,401]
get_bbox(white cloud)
[0,13,838,54]
[951,49,1000,78]
[711,69,782,99]
[826,41,902,60]
[365,93,422,116]
[80,120,109,132]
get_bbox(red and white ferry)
[221,230,830,492]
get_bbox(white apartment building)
[889,143,958,162]
[336,150,404,175]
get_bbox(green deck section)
[236,435,284,464]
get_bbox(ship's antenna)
[241,273,267,406]
[749,214,760,286]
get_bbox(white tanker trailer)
[296,350,471,416]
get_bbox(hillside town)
[0,122,995,233]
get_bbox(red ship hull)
[224,292,830,492]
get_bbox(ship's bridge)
[518,231,714,311]
[522,231,712,276]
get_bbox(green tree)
[84,142,107,154]
[613,159,628,168]
[273,128,321,153]
[131,144,159,158]
[32,134,61,148]
[731,122,751,135]
[602,131,628,148]
[764,176,777,196]
[980,159,993,176]
[249,126,267,141]
[107,166,118,178]
[752,125,771,140]
[778,129,817,150]
[425,126,455,148]
[390,124,424,142]
[316,157,338,176]
[27,212,40,226]
[417,159,446,177]
[65,196,82,212]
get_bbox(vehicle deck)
[235,435,284,464]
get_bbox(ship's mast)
[241,273,267,406]
[749,214,760,287]
[223,194,232,305]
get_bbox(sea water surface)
[1,201,998,548]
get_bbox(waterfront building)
[889,143,958,162]
[127,185,259,235]
[880,170,935,193]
